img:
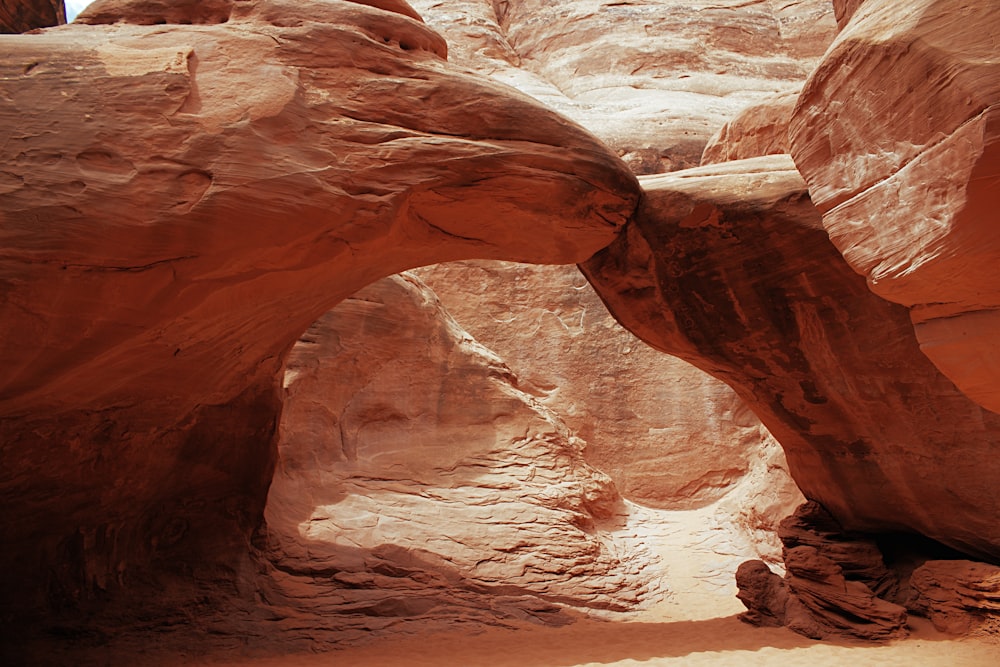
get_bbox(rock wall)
[262,274,664,642]
[412,0,837,173]
[415,261,773,510]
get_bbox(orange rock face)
[789,0,1000,414]
[0,0,638,619]
[263,274,663,639]
[582,156,1000,561]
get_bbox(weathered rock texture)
[582,155,1000,561]
[701,89,798,165]
[0,0,64,32]
[415,261,776,510]
[736,502,907,641]
[789,0,1000,415]
[412,0,837,173]
[262,274,663,642]
[0,0,638,624]
[909,560,1000,635]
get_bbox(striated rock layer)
[789,0,1000,414]
[262,274,663,642]
[412,0,837,174]
[582,155,1000,561]
[0,0,638,622]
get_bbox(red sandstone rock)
[737,502,907,641]
[789,0,1000,414]
[0,0,638,622]
[582,156,1000,561]
[909,560,1000,634]
[412,0,837,173]
[701,89,799,165]
[262,274,663,635]
[0,0,64,32]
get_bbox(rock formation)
[415,261,779,511]
[0,0,638,626]
[789,0,1000,414]
[0,0,64,33]
[262,274,663,642]
[736,502,907,641]
[582,155,1000,561]
[909,560,1000,635]
[412,0,837,173]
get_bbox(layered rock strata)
[582,155,1000,561]
[909,560,1000,635]
[412,0,837,174]
[0,0,638,623]
[262,274,663,641]
[736,502,907,641]
[789,0,1000,414]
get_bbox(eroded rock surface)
[412,0,837,173]
[582,155,1000,560]
[909,560,1000,635]
[0,0,638,624]
[261,274,663,642]
[789,0,1000,414]
[415,261,776,511]
[737,502,907,641]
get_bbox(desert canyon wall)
[2,0,1000,658]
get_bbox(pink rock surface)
[262,274,663,639]
[415,261,771,510]
[701,89,799,165]
[789,0,1000,414]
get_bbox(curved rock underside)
[262,274,663,642]
[0,0,638,622]
[581,155,1000,561]
[789,0,1000,414]
[412,0,837,173]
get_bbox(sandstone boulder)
[0,0,638,620]
[701,89,799,165]
[789,0,1000,414]
[582,156,1000,561]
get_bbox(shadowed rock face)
[0,0,64,33]
[0,0,638,618]
[789,0,1000,414]
[582,155,1000,561]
